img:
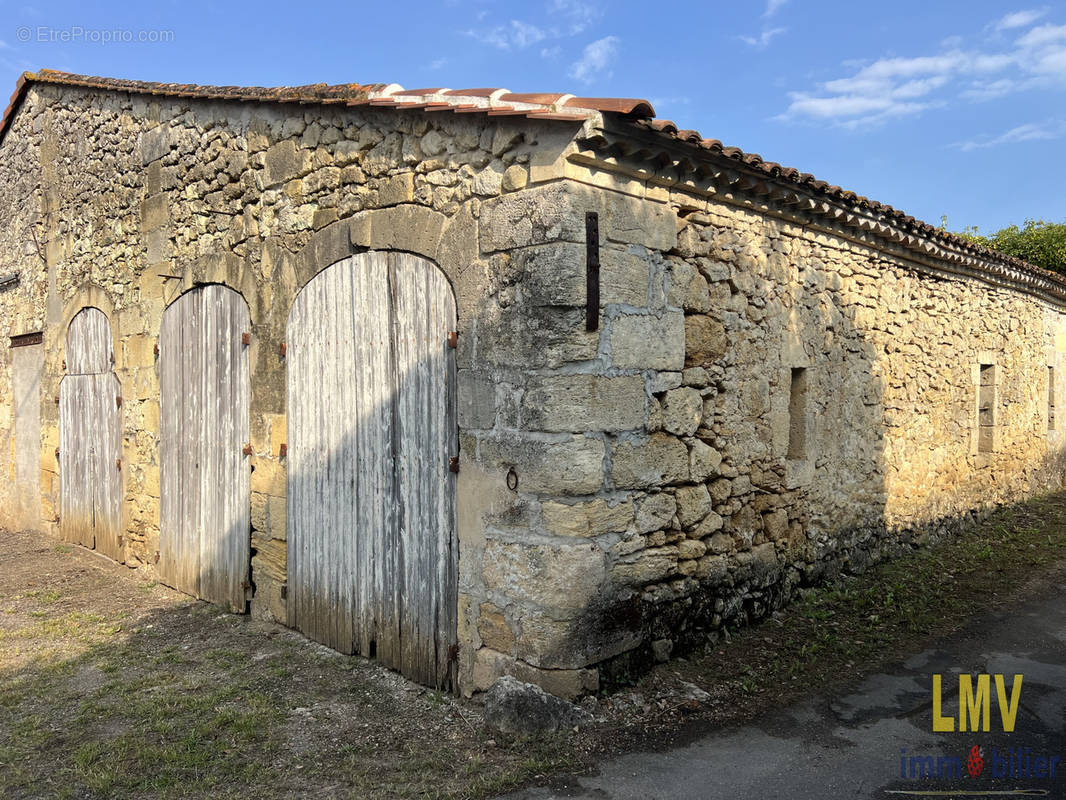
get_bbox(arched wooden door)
[287,251,458,689]
[159,285,251,612]
[59,307,123,560]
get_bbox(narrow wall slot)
[978,363,996,453]
[787,367,808,460]
[1049,366,1056,432]
[585,211,600,332]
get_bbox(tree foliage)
[954,219,1066,275]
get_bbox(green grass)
[670,492,1066,715]
[0,593,579,800]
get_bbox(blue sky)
[1,0,1064,233]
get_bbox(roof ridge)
[0,70,655,145]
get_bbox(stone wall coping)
[578,119,1066,308]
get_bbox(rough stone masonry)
[2,70,1066,699]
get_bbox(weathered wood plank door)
[159,285,251,613]
[287,251,458,689]
[59,308,123,560]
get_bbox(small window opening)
[1049,366,1056,432]
[787,367,808,460]
[978,364,995,453]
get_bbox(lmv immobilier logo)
[889,673,1063,793]
[931,673,1023,733]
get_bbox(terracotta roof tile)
[564,96,655,116]
[440,88,500,98]
[498,92,569,105]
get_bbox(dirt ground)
[0,529,585,799]
[4,492,1066,799]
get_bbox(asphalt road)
[502,573,1066,799]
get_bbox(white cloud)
[785,92,933,127]
[569,35,620,84]
[741,27,786,49]
[763,0,788,18]
[429,57,448,71]
[994,8,1048,30]
[549,0,601,34]
[955,119,1066,150]
[466,19,548,49]
[511,20,548,47]
[1016,21,1066,47]
[961,77,1018,100]
[781,11,1066,127]
[464,1,602,56]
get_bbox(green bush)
[955,219,1066,275]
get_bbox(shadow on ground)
[0,528,571,800]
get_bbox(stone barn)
[2,69,1066,698]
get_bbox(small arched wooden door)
[159,285,251,612]
[287,251,459,689]
[60,307,123,560]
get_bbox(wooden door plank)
[62,307,122,554]
[92,373,123,561]
[183,291,202,597]
[159,301,181,589]
[67,307,113,375]
[230,289,252,613]
[59,376,93,547]
[391,251,458,687]
[287,252,457,688]
[159,287,250,611]
[199,286,220,604]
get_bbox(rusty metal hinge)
[54,395,59,405]
[116,459,122,470]
[243,443,253,456]
[241,580,252,591]
[55,447,60,460]
[116,396,123,408]
[280,583,288,600]
[279,342,287,359]
[117,537,124,547]
[448,456,460,474]
[447,643,460,662]
[154,343,160,358]
[154,551,160,564]
[61,359,66,370]
[447,331,458,349]
[241,332,251,346]
[279,443,288,458]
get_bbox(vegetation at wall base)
[653,492,1066,729]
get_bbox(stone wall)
[460,173,1066,694]
[0,81,581,662]
[2,80,1065,700]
